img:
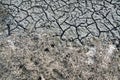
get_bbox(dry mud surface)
[0,32,120,80]
[0,0,120,80]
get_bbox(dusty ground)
[0,32,120,80]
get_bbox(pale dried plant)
[0,32,119,80]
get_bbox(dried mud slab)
[0,0,120,44]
